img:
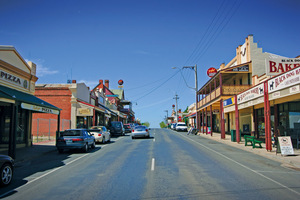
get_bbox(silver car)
[89,126,111,143]
[131,125,150,139]
[56,129,96,153]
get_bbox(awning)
[0,85,60,114]
[184,112,196,118]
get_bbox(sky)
[1,0,299,128]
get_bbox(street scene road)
[1,129,299,200]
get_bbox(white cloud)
[25,59,59,77]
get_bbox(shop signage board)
[277,136,294,156]
[237,83,264,104]
[77,108,93,116]
[268,67,300,93]
[223,97,234,107]
[265,57,300,76]
[227,65,249,72]
[21,102,59,115]
[0,69,29,90]
[207,67,217,78]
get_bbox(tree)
[142,121,150,127]
[159,121,167,128]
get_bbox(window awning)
[0,85,60,115]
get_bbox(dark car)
[109,121,125,136]
[56,129,96,153]
[0,155,14,186]
[123,124,132,133]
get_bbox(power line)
[132,69,181,102]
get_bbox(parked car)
[109,121,125,136]
[56,129,96,153]
[89,126,111,143]
[123,124,132,133]
[175,122,188,132]
[171,123,177,130]
[0,154,14,186]
[131,125,150,139]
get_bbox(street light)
[172,65,198,128]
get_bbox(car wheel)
[102,137,105,144]
[82,143,88,153]
[58,149,64,154]
[132,136,135,139]
[91,141,96,149]
[1,163,13,186]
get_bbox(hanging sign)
[207,67,217,78]
[277,136,294,156]
[21,103,59,115]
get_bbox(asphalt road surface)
[1,128,300,199]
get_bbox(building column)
[235,95,240,143]
[264,82,272,151]
[210,105,213,136]
[220,99,225,139]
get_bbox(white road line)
[151,158,155,171]
[179,133,300,196]
[0,154,89,198]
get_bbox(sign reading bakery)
[265,57,300,76]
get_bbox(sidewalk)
[197,132,300,169]
[15,140,56,166]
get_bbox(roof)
[111,89,124,99]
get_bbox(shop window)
[17,107,28,144]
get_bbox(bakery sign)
[268,66,300,93]
[265,57,300,76]
[237,83,264,104]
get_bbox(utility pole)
[173,94,179,122]
[164,110,168,124]
[183,64,198,128]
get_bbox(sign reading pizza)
[207,67,217,78]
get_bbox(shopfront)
[0,47,61,159]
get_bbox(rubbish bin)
[231,130,236,142]
[231,130,242,142]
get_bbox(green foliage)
[159,121,167,128]
[142,122,150,127]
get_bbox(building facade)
[0,46,60,158]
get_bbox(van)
[109,121,125,136]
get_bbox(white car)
[175,122,188,132]
[131,125,150,139]
[89,126,111,143]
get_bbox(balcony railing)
[197,85,251,108]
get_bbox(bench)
[244,135,263,148]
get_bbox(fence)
[32,119,71,143]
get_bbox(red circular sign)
[118,79,124,85]
[207,67,217,78]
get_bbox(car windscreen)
[111,123,121,128]
[61,130,82,136]
[88,130,101,133]
[177,124,186,126]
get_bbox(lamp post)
[173,65,198,128]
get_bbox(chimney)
[105,80,109,88]
[99,80,103,85]
[72,80,76,83]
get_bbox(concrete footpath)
[197,132,300,169]
[14,132,300,170]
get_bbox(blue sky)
[1,0,299,127]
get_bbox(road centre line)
[151,158,155,171]
[178,133,300,196]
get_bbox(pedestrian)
[274,122,283,147]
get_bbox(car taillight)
[146,129,148,132]
[72,138,84,141]
[98,134,102,136]
[132,130,135,132]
